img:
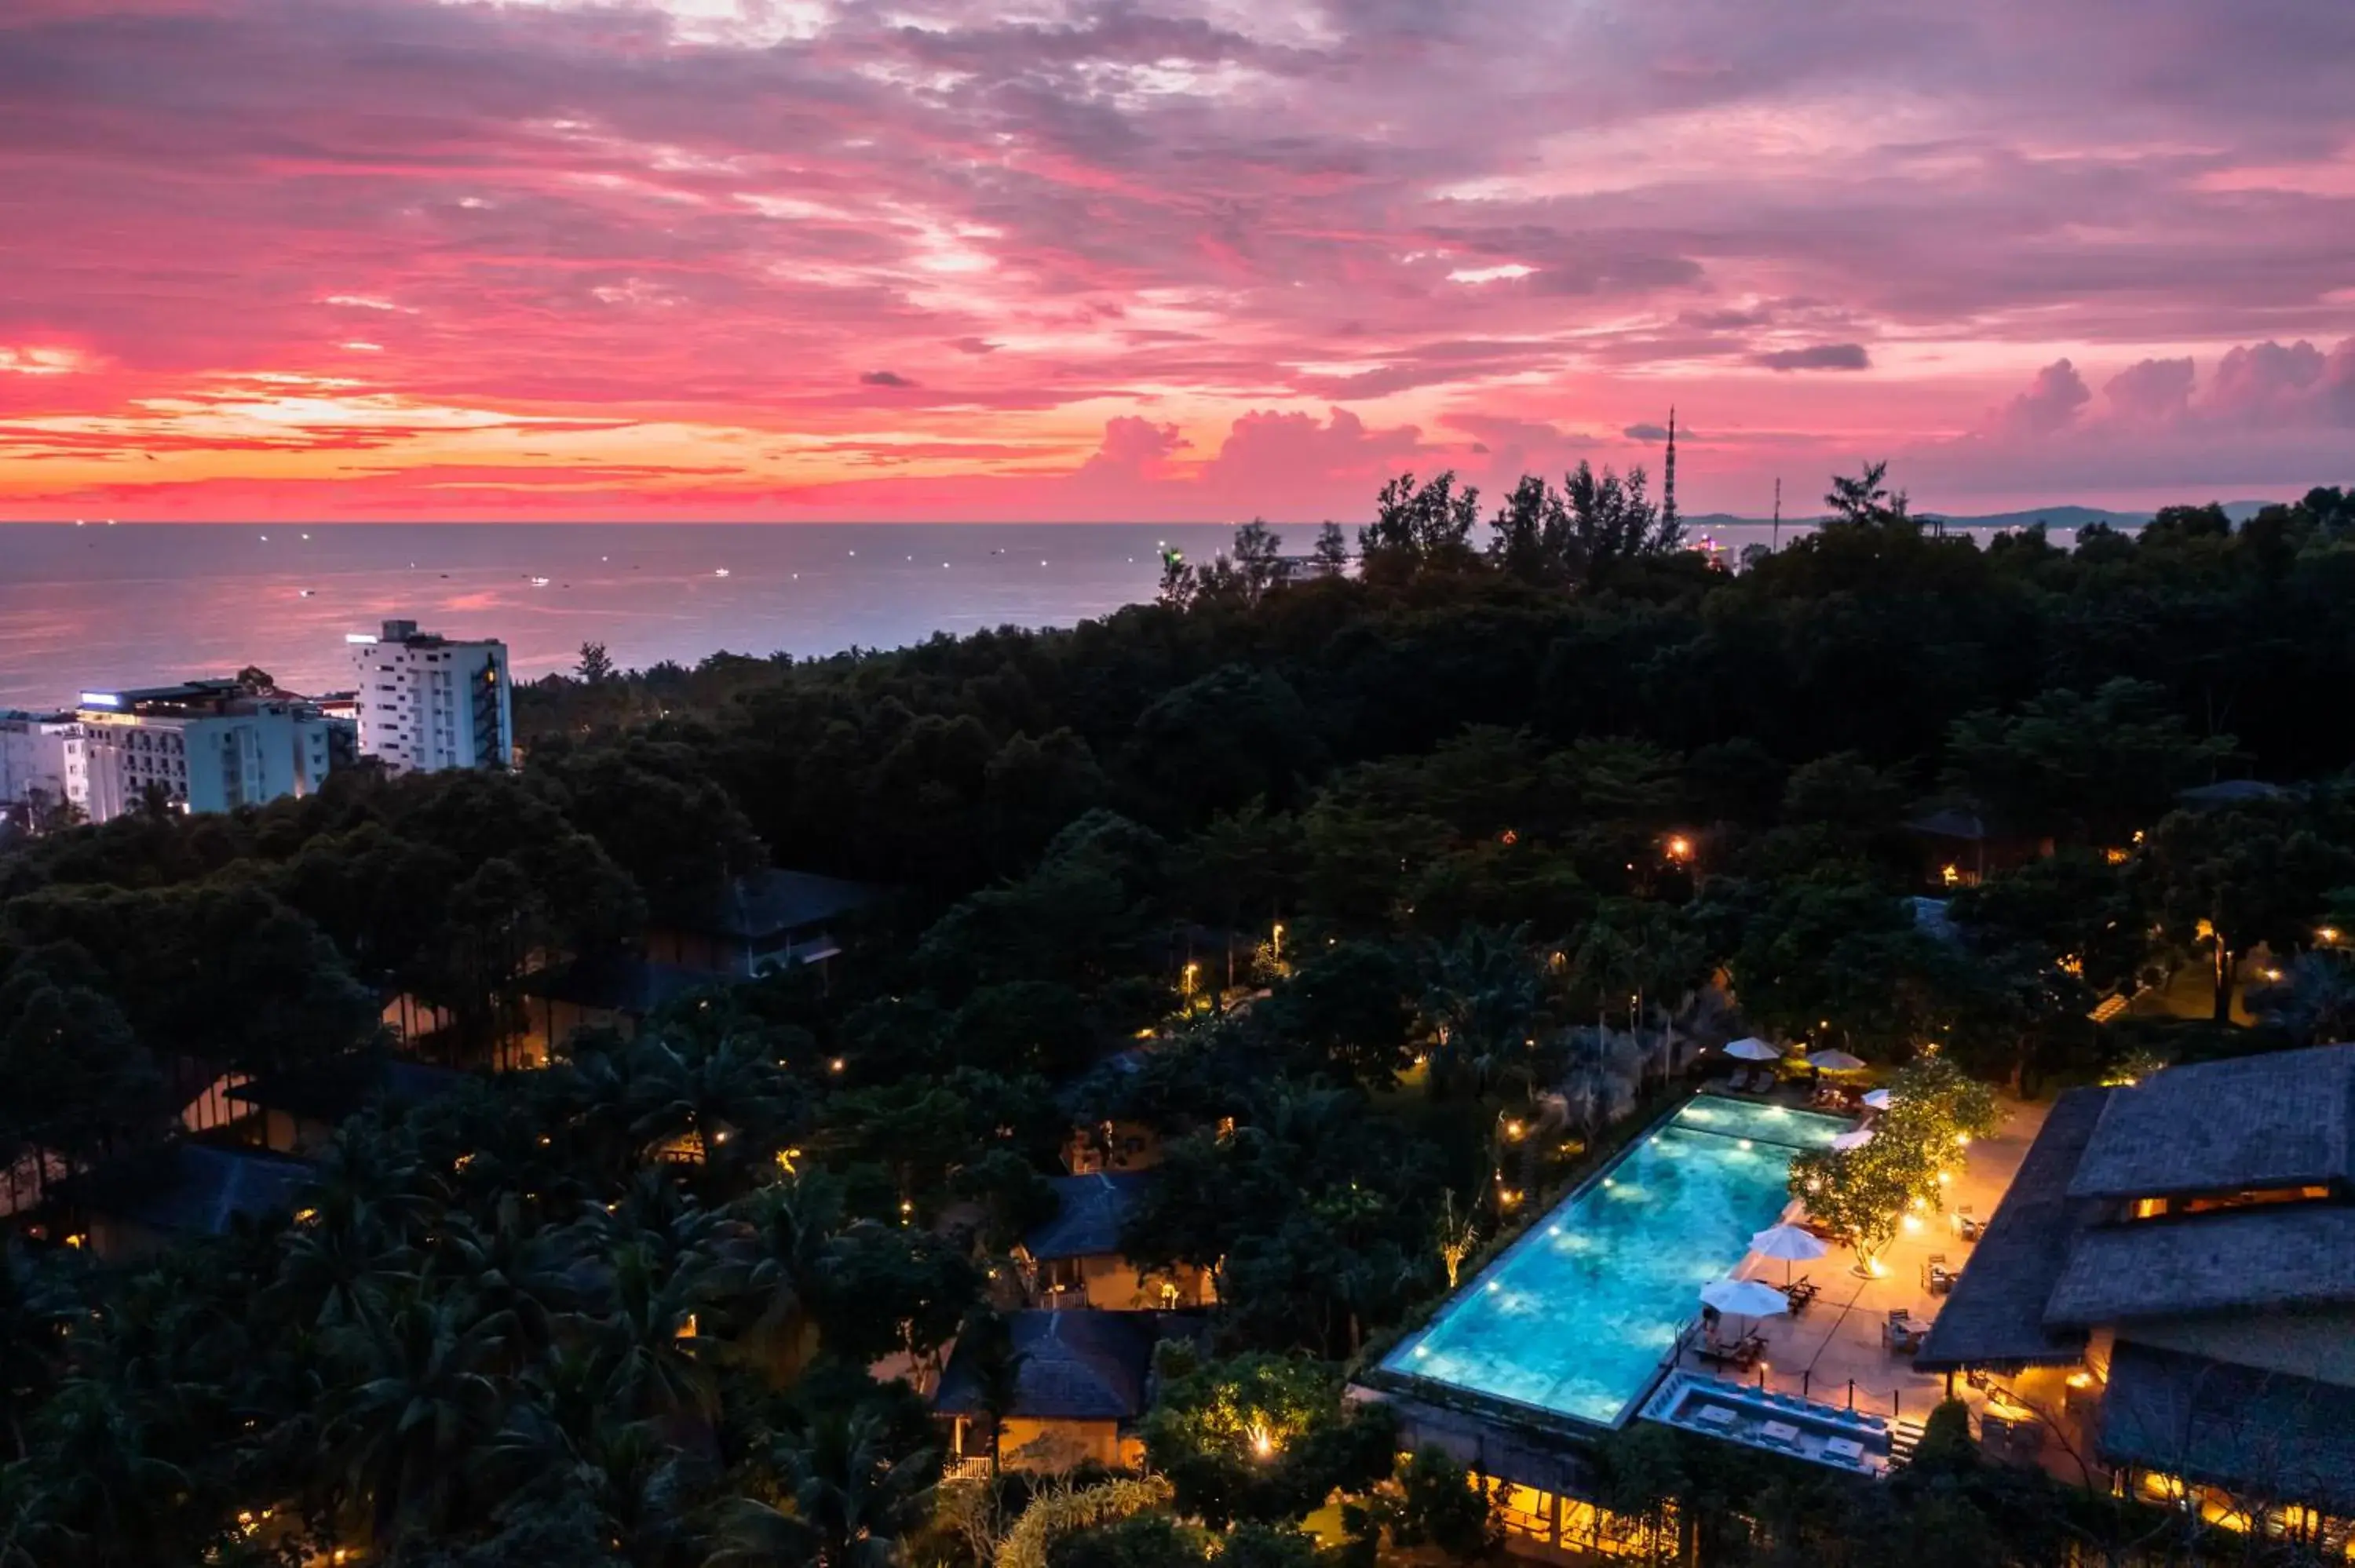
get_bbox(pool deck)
[1676,1090,2053,1435]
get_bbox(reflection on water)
[1381,1096,1848,1428]
[0,523,1241,707]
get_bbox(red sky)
[2,0,2351,522]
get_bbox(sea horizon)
[0,503,2232,712]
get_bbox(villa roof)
[1024,1172,1155,1262]
[227,1055,464,1125]
[2044,1206,2355,1326]
[65,1143,312,1238]
[2174,779,2291,809]
[1914,1087,2111,1371]
[934,1311,1197,1423]
[685,869,885,941]
[2066,1045,2355,1201]
[1904,808,2001,841]
[517,956,714,1017]
[2099,1341,2355,1514]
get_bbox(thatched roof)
[1914,1087,2111,1371]
[934,1311,1199,1422]
[686,869,885,941]
[228,1055,463,1125]
[2067,1045,2355,1201]
[64,1143,312,1238]
[1024,1172,1154,1262]
[2045,1206,2355,1325]
[2100,1341,2355,1514]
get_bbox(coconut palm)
[707,1408,934,1568]
[0,1242,74,1461]
[625,1030,801,1174]
[324,1295,509,1547]
[20,1378,194,1566]
[1418,924,1546,1098]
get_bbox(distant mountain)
[1681,501,2277,531]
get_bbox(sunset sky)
[2,0,2351,523]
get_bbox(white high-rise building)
[0,710,86,826]
[348,619,513,775]
[70,680,351,822]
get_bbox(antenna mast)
[1662,406,1678,532]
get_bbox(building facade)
[0,710,86,824]
[68,681,349,823]
[347,620,513,775]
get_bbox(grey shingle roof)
[934,1311,1196,1422]
[72,1143,313,1238]
[1914,1087,2111,1371]
[2100,1340,2355,1514]
[1024,1172,1153,1262]
[693,870,884,941]
[2044,1206,2355,1325]
[228,1056,463,1125]
[517,956,713,1016]
[2067,1045,2355,1201]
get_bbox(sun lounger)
[1694,1404,1737,1430]
[1824,1436,1866,1464]
[1759,1420,1801,1446]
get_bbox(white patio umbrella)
[1831,1127,1876,1150]
[1809,1048,1868,1071]
[1724,1037,1783,1062]
[1748,1223,1829,1285]
[1699,1276,1791,1341]
[1860,1088,1893,1111]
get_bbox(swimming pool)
[1380,1095,1849,1428]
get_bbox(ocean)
[0,523,1252,709]
[0,514,2083,711]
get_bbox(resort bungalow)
[644,868,885,979]
[1917,1045,2355,1538]
[933,1310,1203,1477]
[514,954,715,1057]
[1018,1172,1215,1311]
[1903,808,2051,888]
[226,1055,464,1154]
[57,1143,312,1263]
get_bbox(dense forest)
[3,469,2355,1566]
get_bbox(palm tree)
[730,1172,849,1377]
[324,1295,509,1547]
[707,1408,934,1568]
[1419,924,1546,1099]
[20,1378,194,1565]
[0,1242,73,1461]
[625,1030,801,1174]
[424,1193,580,1370]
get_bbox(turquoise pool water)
[1381,1095,1849,1428]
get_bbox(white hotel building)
[70,680,349,822]
[348,620,513,775]
[0,710,86,824]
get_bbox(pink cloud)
[0,0,2350,520]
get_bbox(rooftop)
[934,1310,1198,1422]
[517,955,716,1016]
[1915,1088,2110,1370]
[2100,1341,2355,1514]
[2067,1043,2355,1200]
[64,1143,312,1238]
[1024,1172,1155,1262]
[227,1055,466,1125]
[2045,1205,2355,1325]
[690,868,885,941]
